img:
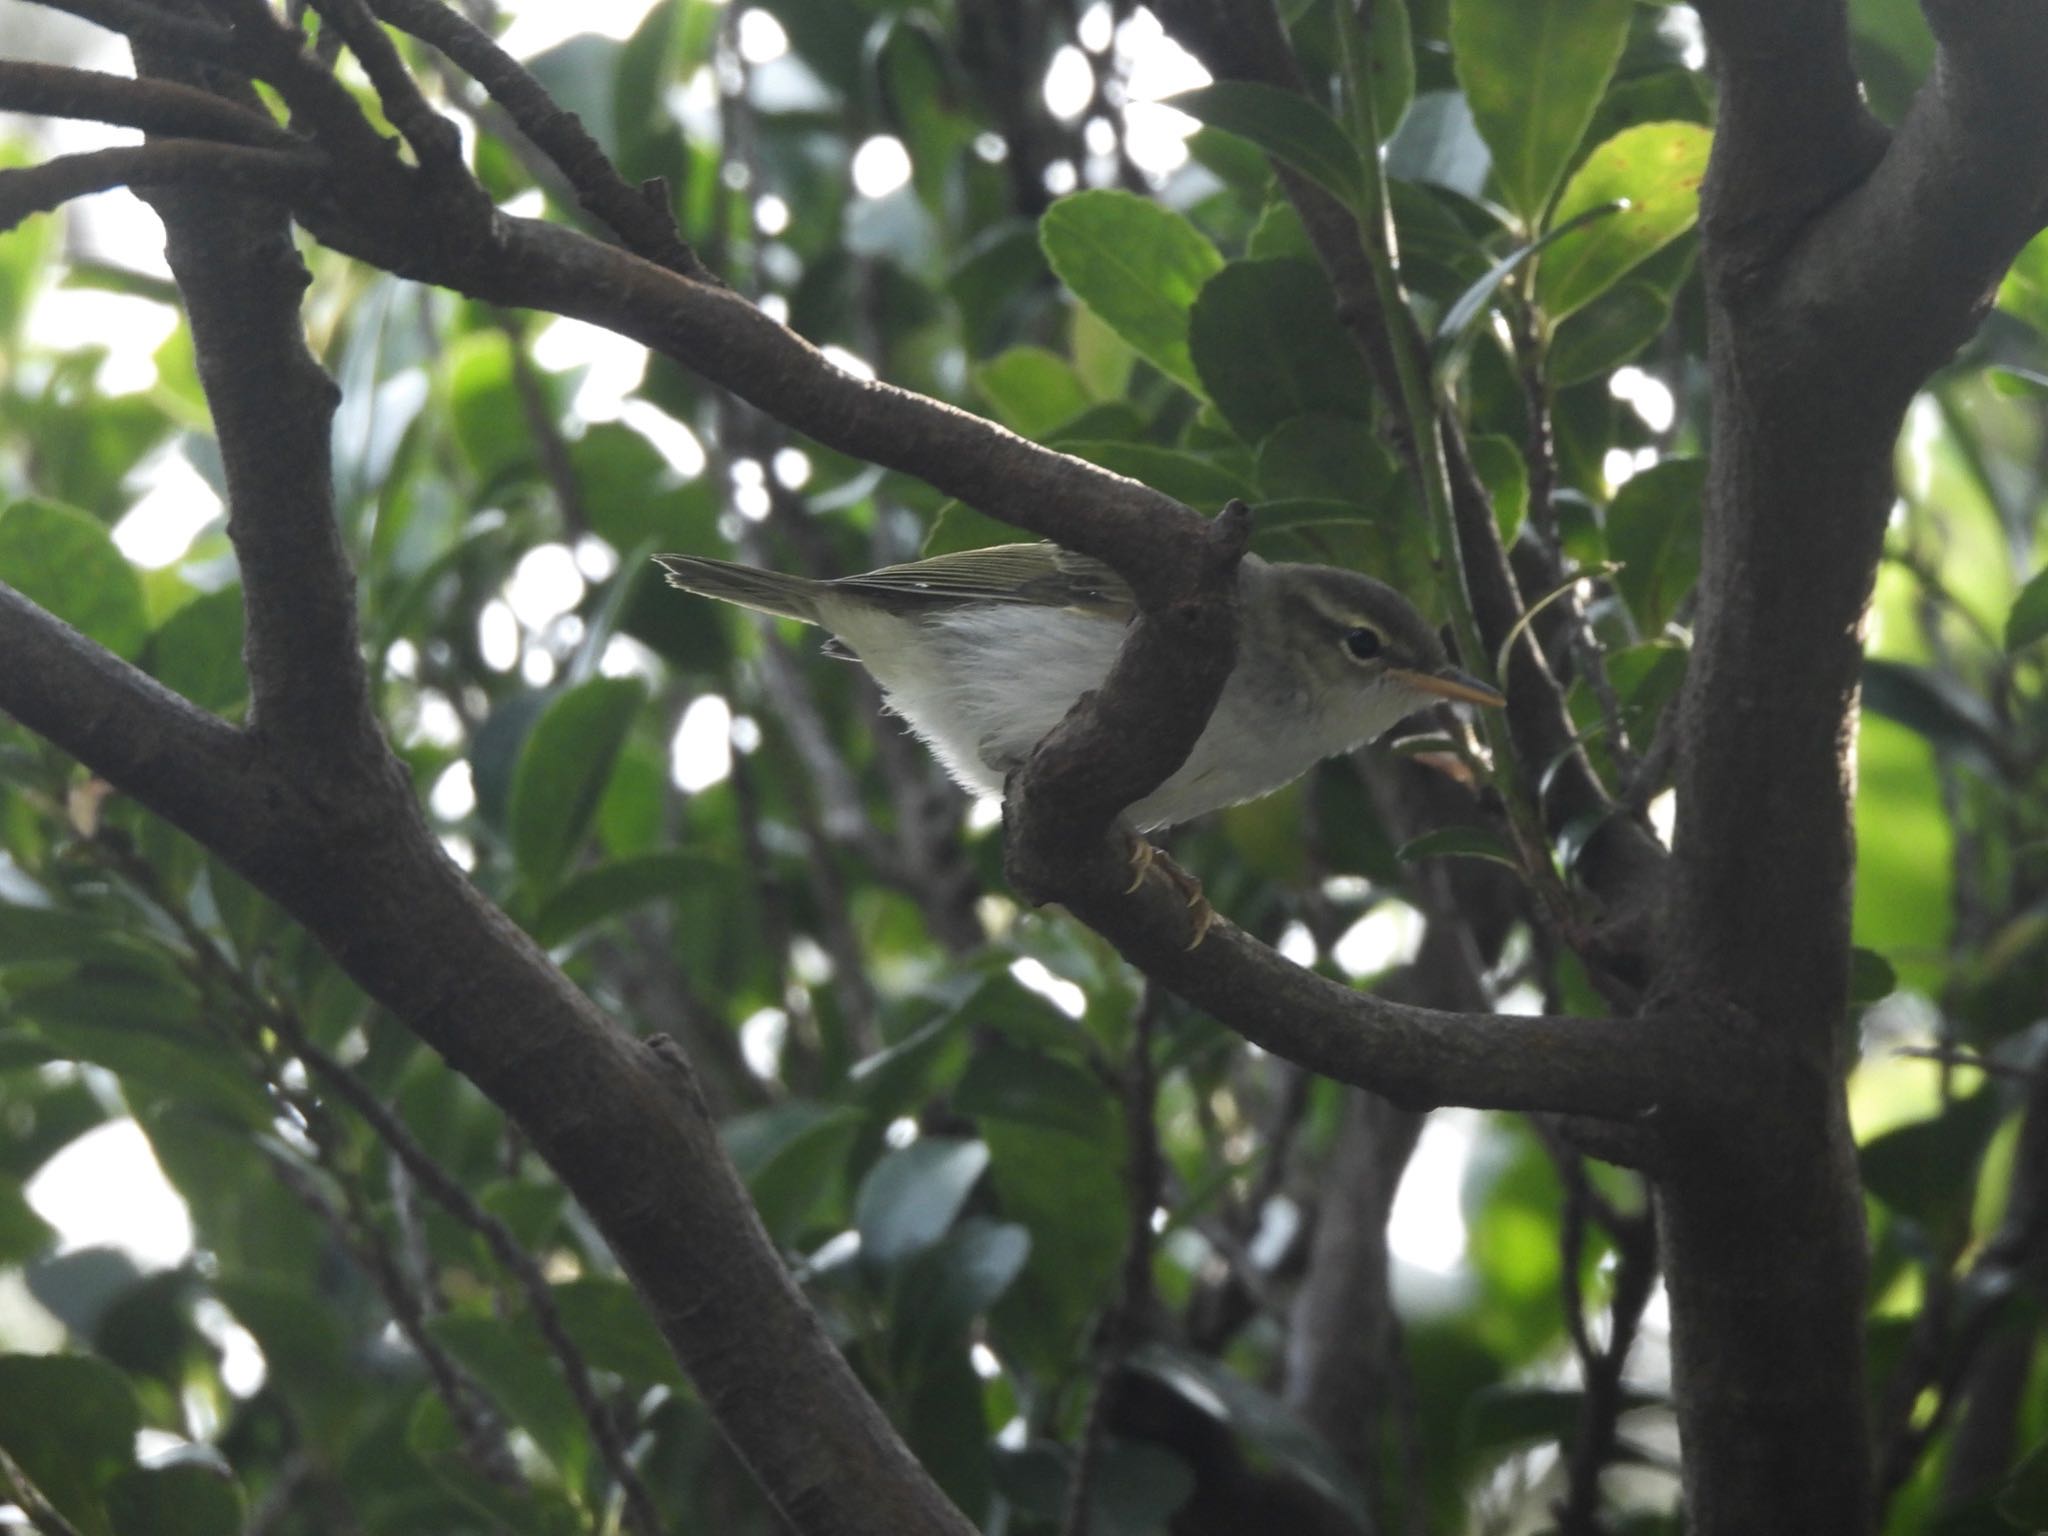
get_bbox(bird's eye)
[1344,627,1383,661]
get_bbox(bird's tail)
[653,554,825,624]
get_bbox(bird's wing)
[834,542,1134,618]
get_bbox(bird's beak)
[1393,667,1506,708]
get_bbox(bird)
[654,541,1503,835]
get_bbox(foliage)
[0,0,2042,1532]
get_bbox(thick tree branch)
[1787,0,2048,395]
[0,584,258,859]
[1691,0,1886,269]
[0,140,325,233]
[143,176,383,769]
[0,62,301,148]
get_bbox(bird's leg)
[1121,831,1218,950]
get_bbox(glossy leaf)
[1189,259,1373,443]
[1040,190,1224,393]
[1129,1343,1371,1529]
[106,1465,243,1536]
[0,498,148,661]
[2006,565,2048,649]
[1547,279,1672,386]
[530,850,730,947]
[1607,458,1706,634]
[1450,0,1633,222]
[508,677,648,892]
[1536,122,1712,321]
[147,585,247,714]
[856,1136,989,1267]
[973,346,1093,437]
[1397,826,1521,870]
[0,1352,140,1534]
[1169,82,1368,212]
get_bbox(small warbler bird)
[655,542,1503,831]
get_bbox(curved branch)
[1691,0,1886,271]
[1782,0,2048,395]
[0,584,259,860]
[0,62,301,148]
[364,0,713,280]
[0,140,325,234]
[25,0,232,58]
[1010,823,1698,1120]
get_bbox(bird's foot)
[1122,836,1218,950]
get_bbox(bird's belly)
[826,602,1126,798]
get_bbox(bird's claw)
[1123,837,1218,950]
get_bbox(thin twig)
[302,0,472,187]
[272,1012,667,1536]
[0,1445,86,1536]
[363,0,712,279]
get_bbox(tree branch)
[363,0,712,280]
[0,583,258,859]
[1785,0,2048,396]
[0,140,325,234]
[0,62,301,148]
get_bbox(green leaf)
[1396,826,1521,871]
[570,422,715,550]
[1257,417,1402,505]
[973,346,1093,437]
[407,1395,585,1536]
[1606,458,1706,634]
[1189,259,1373,443]
[508,677,648,892]
[1468,435,1529,545]
[1850,947,1898,1007]
[2003,1434,2048,1527]
[529,850,729,947]
[549,1276,687,1390]
[1358,0,1415,141]
[1040,190,1224,394]
[1128,1343,1371,1528]
[1168,82,1368,213]
[106,1465,244,1536]
[1056,442,1258,510]
[429,1311,591,1484]
[955,1043,1115,1140]
[856,1137,989,1267]
[13,978,272,1124]
[147,585,247,714]
[892,1216,1032,1364]
[0,499,148,661]
[1861,1088,2002,1233]
[923,501,1023,557]
[1547,280,1673,387]
[725,1101,867,1244]
[1450,0,1634,222]
[0,1353,140,1535]
[1432,201,1625,372]
[2005,566,2048,650]
[1536,123,1712,321]
[445,330,533,488]
[1860,659,2002,763]
[0,1185,55,1266]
